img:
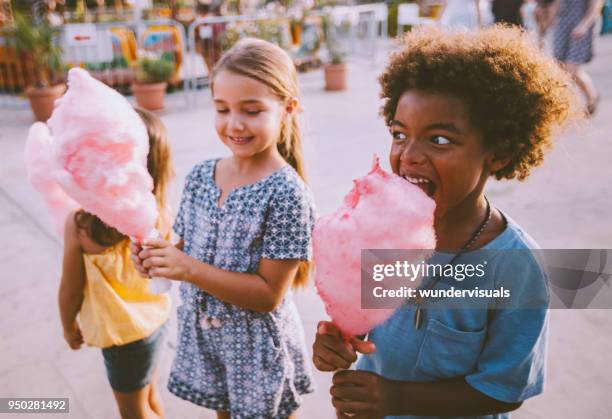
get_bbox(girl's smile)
[213,70,290,160]
[227,135,255,146]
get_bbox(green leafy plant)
[256,20,288,48]
[135,56,175,84]
[219,24,243,52]
[12,13,64,88]
[321,13,346,65]
[219,20,288,52]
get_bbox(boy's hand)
[313,321,376,371]
[138,238,193,281]
[331,370,392,418]
[63,323,83,350]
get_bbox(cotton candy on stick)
[25,67,170,293]
[313,158,436,337]
[25,123,79,237]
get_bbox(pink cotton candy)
[25,123,79,237]
[25,68,170,292]
[313,158,437,336]
[42,67,157,241]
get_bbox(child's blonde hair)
[211,38,306,180]
[211,38,311,287]
[75,106,174,246]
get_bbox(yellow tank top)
[79,239,171,348]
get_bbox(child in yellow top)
[58,107,174,419]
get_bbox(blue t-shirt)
[357,216,549,419]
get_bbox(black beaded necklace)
[412,196,492,329]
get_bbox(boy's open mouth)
[228,136,254,145]
[403,175,436,198]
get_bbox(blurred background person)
[439,0,484,29]
[548,0,604,115]
[492,0,526,27]
[535,0,557,46]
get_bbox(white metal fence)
[1,19,188,109]
[1,4,388,110]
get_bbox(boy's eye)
[431,135,451,145]
[391,131,407,141]
[245,109,262,115]
[216,108,229,114]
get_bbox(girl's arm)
[543,0,561,30]
[58,213,86,350]
[137,239,299,312]
[573,0,604,37]
[330,371,522,417]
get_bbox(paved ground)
[1,34,611,419]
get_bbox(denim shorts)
[102,324,167,393]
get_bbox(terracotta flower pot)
[324,63,347,91]
[131,82,167,111]
[26,84,66,122]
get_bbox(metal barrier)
[0,27,30,110]
[185,4,388,103]
[2,5,389,111]
[1,19,189,111]
[60,19,189,103]
[185,14,288,104]
[330,3,388,58]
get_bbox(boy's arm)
[58,213,86,349]
[331,371,521,417]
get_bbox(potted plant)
[131,54,175,111]
[13,14,66,121]
[322,15,347,91]
[324,48,347,91]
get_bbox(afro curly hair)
[380,25,578,180]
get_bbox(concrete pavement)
[1,35,611,418]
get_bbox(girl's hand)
[312,321,376,371]
[63,323,83,350]
[139,238,193,281]
[129,241,149,277]
[572,22,589,39]
[331,370,392,418]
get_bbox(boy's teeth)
[404,176,430,184]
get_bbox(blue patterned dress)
[553,0,595,64]
[168,159,316,418]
